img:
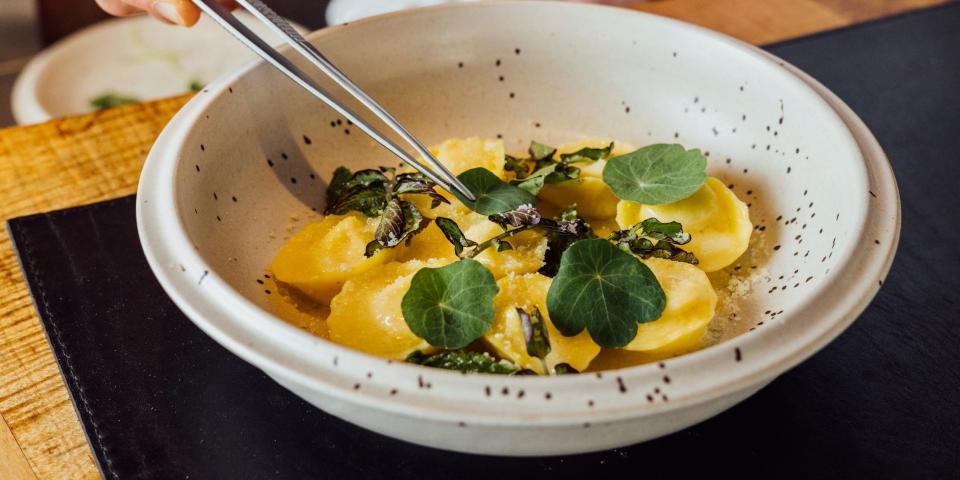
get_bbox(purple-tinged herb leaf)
[488,204,542,228]
[395,172,450,209]
[365,200,426,257]
[518,306,551,361]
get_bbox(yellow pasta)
[271,212,394,304]
[538,139,635,219]
[616,177,752,272]
[327,261,435,359]
[484,273,600,373]
[271,137,755,372]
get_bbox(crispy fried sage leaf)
[402,259,499,349]
[513,162,581,195]
[435,217,478,257]
[603,143,707,205]
[406,350,518,374]
[638,217,691,244]
[608,217,698,264]
[504,154,531,179]
[365,200,426,257]
[513,167,551,195]
[529,141,557,163]
[559,142,613,164]
[499,141,594,195]
[546,239,666,348]
[455,168,537,214]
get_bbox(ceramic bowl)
[137,2,899,455]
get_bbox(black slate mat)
[9,5,960,479]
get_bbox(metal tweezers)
[192,0,476,200]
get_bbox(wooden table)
[0,1,945,478]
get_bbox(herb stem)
[464,224,539,258]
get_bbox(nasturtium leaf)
[602,144,707,205]
[546,239,665,348]
[406,350,518,374]
[435,217,477,257]
[402,259,499,349]
[455,168,537,214]
[559,142,613,164]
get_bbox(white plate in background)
[11,12,305,125]
[325,0,475,25]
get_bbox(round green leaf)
[546,239,665,348]
[402,259,499,349]
[455,168,537,214]
[602,144,707,205]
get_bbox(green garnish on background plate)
[89,93,140,110]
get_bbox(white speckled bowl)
[137,2,899,455]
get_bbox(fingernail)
[153,1,185,25]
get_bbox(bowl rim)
[137,1,900,426]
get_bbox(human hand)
[95,0,236,27]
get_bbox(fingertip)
[179,6,202,27]
[95,0,142,17]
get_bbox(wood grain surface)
[0,97,190,479]
[0,1,945,478]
